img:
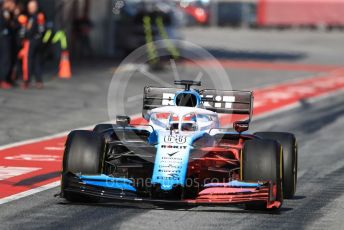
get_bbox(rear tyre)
[254,132,298,199]
[242,139,283,210]
[62,130,105,202]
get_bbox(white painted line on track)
[0,123,118,151]
[0,167,41,180]
[0,181,60,205]
[0,131,70,151]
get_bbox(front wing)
[62,173,281,209]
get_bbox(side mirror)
[116,115,130,127]
[233,121,249,133]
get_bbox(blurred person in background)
[0,0,17,89]
[11,2,24,84]
[7,0,21,86]
[22,0,45,89]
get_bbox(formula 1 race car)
[60,80,298,210]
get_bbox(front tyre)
[255,132,298,199]
[242,139,283,210]
[61,130,105,202]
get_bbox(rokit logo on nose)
[161,145,187,149]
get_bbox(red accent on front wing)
[184,184,281,209]
[267,201,281,209]
[199,187,259,195]
[195,187,269,202]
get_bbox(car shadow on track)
[14,172,60,186]
[206,48,305,61]
[290,195,306,200]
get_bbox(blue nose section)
[151,134,191,191]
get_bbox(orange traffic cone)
[59,51,72,79]
[18,40,30,82]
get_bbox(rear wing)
[201,89,253,119]
[143,86,253,122]
[143,87,182,115]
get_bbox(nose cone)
[151,133,192,191]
